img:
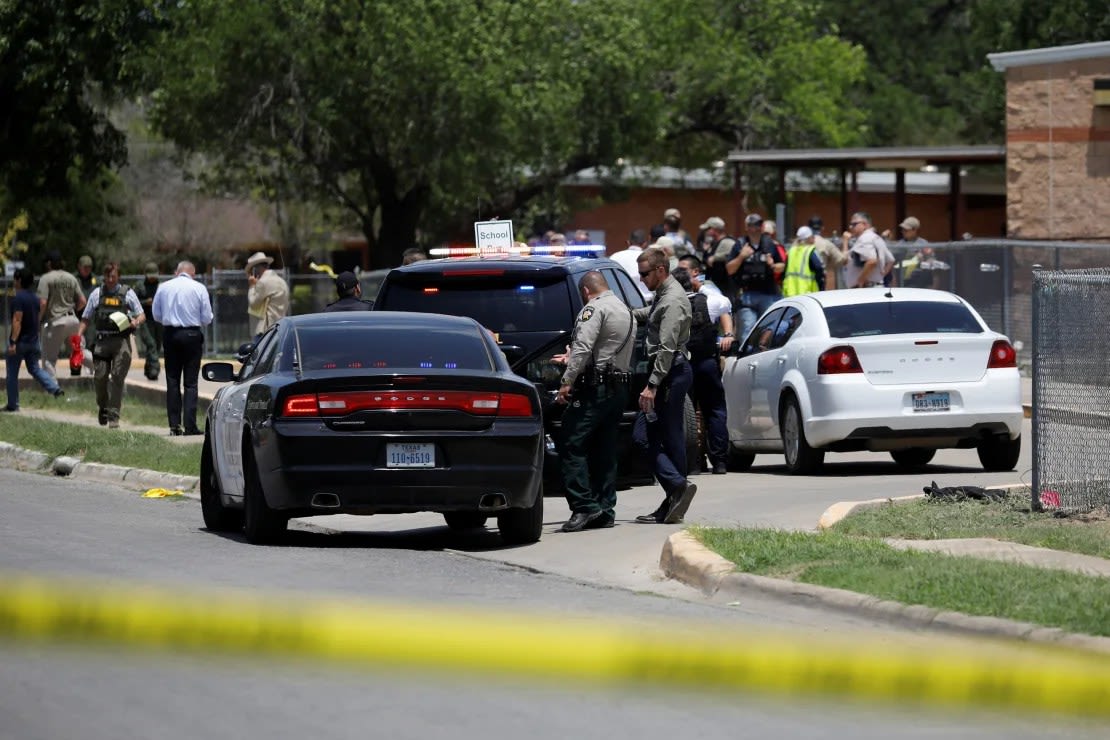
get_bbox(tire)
[498,486,543,545]
[683,396,701,475]
[443,512,488,531]
[780,395,824,475]
[727,447,756,472]
[890,448,937,469]
[200,432,243,532]
[242,449,287,544]
[977,434,1021,472]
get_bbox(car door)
[762,305,804,441]
[724,307,786,443]
[216,328,280,499]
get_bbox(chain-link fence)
[1030,268,1110,514]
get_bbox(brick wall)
[1005,57,1110,240]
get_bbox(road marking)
[1,571,1108,716]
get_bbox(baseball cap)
[78,255,93,268]
[745,213,763,227]
[335,271,359,293]
[663,208,681,220]
[807,215,824,230]
[702,216,725,230]
[144,262,159,278]
[900,216,921,231]
[796,225,814,240]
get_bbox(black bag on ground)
[922,481,1006,502]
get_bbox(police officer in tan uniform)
[632,247,697,524]
[554,271,634,532]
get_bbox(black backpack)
[686,291,717,361]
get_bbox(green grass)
[833,496,1110,559]
[0,413,201,476]
[15,383,174,429]
[694,527,1110,637]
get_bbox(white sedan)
[722,288,1023,474]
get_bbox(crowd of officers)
[553,207,928,533]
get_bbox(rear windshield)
[290,325,493,371]
[823,301,983,338]
[379,275,572,333]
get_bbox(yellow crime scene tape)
[1,571,1109,718]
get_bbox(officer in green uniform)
[78,262,145,428]
[554,270,635,532]
[632,246,697,524]
[132,262,163,380]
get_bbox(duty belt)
[575,366,632,389]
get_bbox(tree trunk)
[371,185,428,269]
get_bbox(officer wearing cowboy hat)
[245,251,289,336]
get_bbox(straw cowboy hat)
[245,251,274,270]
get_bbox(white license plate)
[912,391,950,412]
[386,443,435,468]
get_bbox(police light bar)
[428,245,606,258]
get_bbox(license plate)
[912,391,950,412]
[386,442,435,468]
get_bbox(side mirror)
[202,362,237,383]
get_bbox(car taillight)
[987,339,1017,369]
[818,346,863,375]
[282,391,535,417]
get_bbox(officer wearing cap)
[78,261,144,428]
[323,271,373,312]
[132,262,163,380]
[631,246,697,525]
[554,270,634,532]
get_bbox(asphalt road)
[5,440,1104,740]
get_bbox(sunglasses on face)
[849,221,864,227]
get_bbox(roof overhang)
[726,146,1005,170]
[988,41,1110,71]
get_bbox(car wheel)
[727,447,756,472]
[977,434,1021,472]
[243,449,288,544]
[683,397,701,475]
[200,432,243,532]
[890,448,937,469]
[498,486,543,545]
[780,395,824,475]
[443,512,488,531]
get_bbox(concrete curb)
[816,482,1031,530]
[661,530,1110,655]
[0,440,199,495]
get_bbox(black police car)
[373,251,699,489]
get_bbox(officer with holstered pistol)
[553,270,635,532]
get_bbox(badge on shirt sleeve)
[579,306,595,322]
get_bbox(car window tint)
[293,325,494,371]
[823,301,983,338]
[771,307,803,349]
[608,268,646,308]
[740,308,785,357]
[378,275,572,333]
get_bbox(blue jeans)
[736,291,782,344]
[5,337,61,410]
[633,357,693,497]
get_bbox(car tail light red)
[817,345,863,375]
[987,339,1017,369]
[280,390,535,417]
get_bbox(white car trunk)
[851,335,992,386]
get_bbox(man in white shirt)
[608,229,652,300]
[152,261,214,436]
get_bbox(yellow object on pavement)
[141,488,183,498]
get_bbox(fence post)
[1030,267,1042,513]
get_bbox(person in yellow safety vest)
[782,226,827,297]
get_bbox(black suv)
[373,254,697,489]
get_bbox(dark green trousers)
[560,383,628,516]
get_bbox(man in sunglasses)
[842,212,890,289]
[630,247,697,524]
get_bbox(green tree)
[0,1,155,260]
[141,0,865,264]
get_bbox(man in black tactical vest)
[78,262,145,428]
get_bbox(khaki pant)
[93,335,132,423]
[40,314,79,377]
